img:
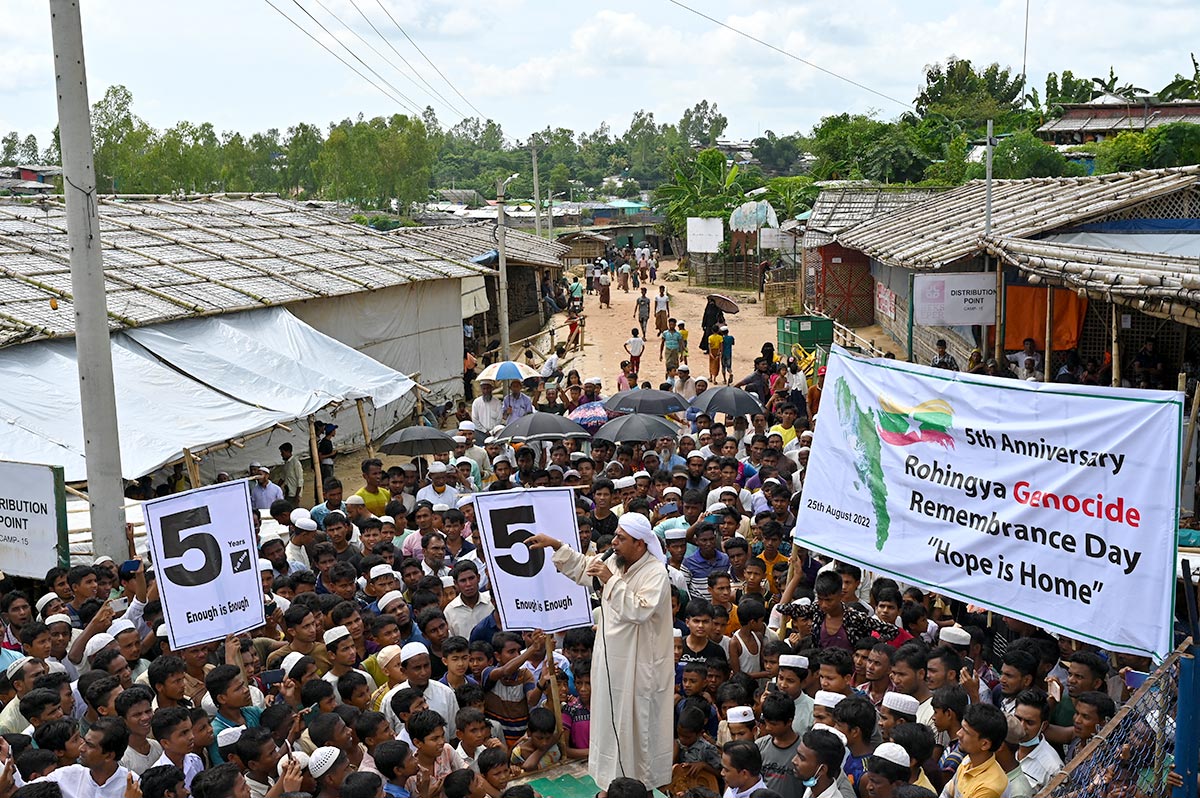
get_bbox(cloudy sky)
[3,0,1199,145]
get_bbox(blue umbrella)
[568,401,610,434]
[477,360,540,382]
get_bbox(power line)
[666,0,914,110]
[344,0,467,119]
[261,0,417,113]
[371,0,487,119]
[282,0,425,116]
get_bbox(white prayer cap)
[663,486,682,498]
[369,564,394,581]
[546,465,564,474]
[108,619,136,637]
[432,503,450,512]
[258,532,283,549]
[677,364,690,372]
[686,452,705,461]
[84,634,116,662]
[812,723,848,746]
[872,742,911,768]
[257,467,271,474]
[585,377,603,386]
[492,455,511,466]
[569,451,587,462]
[308,747,342,778]
[156,624,170,640]
[4,657,32,679]
[458,421,476,431]
[882,692,920,716]
[456,495,475,508]
[93,555,114,566]
[294,518,319,531]
[939,626,971,647]
[401,462,418,472]
[632,470,651,480]
[289,508,311,524]
[217,725,245,748]
[440,576,455,589]
[705,503,726,515]
[727,706,755,724]
[778,654,809,670]
[718,486,739,497]
[614,476,636,490]
[379,590,405,611]
[454,457,475,468]
[616,513,665,564]
[484,436,498,446]
[379,516,395,526]
[452,436,467,444]
[377,645,403,669]
[281,652,307,678]
[35,593,59,614]
[323,625,351,647]
[664,528,687,541]
[400,641,429,663]
[278,751,310,777]
[429,461,449,474]
[45,614,72,628]
[258,558,274,573]
[814,690,846,708]
[673,628,683,638]
[564,469,581,480]
[345,495,367,506]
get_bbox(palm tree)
[1160,53,1200,101]
[1092,67,1148,100]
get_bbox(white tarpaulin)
[0,308,415,482]
[1043,231,1200,259]
[795,346,1182,659]
[913,273,997,326]
[461,275,491,317]
[125,308,415,418]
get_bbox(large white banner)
[686,217,724,253]
[796,346,1182,658]
[0,460,66,578]
[913,273,997,326]
[144,481,265,650]
[472,487,593,633]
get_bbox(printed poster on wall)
[875,283,896,321]
[472,487,593,633]
[913,272,997,326]
[144,481,265,650]
[795,346,1181,658]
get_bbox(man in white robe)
[528,513,674,793]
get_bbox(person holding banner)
[527,513,673,794]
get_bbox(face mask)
[1019,735,1042,748]
[801,766,824,788]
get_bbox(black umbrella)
[593,413,680,443]
[690,385,765,417]
[603,389,689,416]
[378,426,456,456]
[498,412,591,442]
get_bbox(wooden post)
[307,415,323,506]
[181,448,201,490]
[544,636,563,739]
[356,399,375,458]
[1111,303,1122,387]
[1183,391,1200,496]
[1044,288,1054,382]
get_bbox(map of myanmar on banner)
[796,346,1183,658]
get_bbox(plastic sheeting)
[461,275,491,317]
[125,308,415,418]
[0,308,415,482]
[1041,231,1200,259]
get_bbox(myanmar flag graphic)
[876,396,955,448]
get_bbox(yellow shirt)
[948,755,1009,798]
[355,486,391,517]
[708,333,724,354]
[769,423,798,447]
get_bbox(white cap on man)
[882,692,920,716]
[727,706,755,724]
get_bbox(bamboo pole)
[308,415,323,506]
[356,399,375,458]
[1044,288,1054,382]
[1183,392,1200,497]
[181,447,202,490]
[544,636,563,739]
[1111,304,1121,387]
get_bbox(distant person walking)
[654,286,671,334]
[635,288,651,337]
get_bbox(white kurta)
[552,546,674,790]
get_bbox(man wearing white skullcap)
[526,512,673,790]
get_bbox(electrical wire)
[261,0,418,113]
[345,0,468,120]
[665,0,914,110]
[280,0,425,116]
[371,0,488,119]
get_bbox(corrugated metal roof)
[386,222,569,269]
[837,166,1200,270]
[0,194,486,347]
[802,186,948,249]
[1039,110,1200,133]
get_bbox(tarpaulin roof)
[0,308,413,481]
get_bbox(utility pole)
[50,0,126,560]
[531,145,542,237]
[547,192,555,241]
[497,174,518,357]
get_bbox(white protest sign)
[472,487,593,633]
[0,460,66,577]
[913,273,997,326]
[686,217,724,253]
[796,346,1181,658]
[144,481,265,650]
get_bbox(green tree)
[678,100,728,148]
[91,85,155,193]
[283,122,323,196]
[923,134,970,184]
[863,127,929,183]
[806,113,891,179]
[653,147,746,238]
[764,176,817,219]
[1045,70,1092,106]
[0,133,18,166]
[1091,130,1153,173]
[751,130,804,175]
[1091,67,1147,100]
[966,130,1085,179]
[1146,122,1200,167]
[915,57,1024,130]
[1160,54,1200,101]
[18,134,39,164]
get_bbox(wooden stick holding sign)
[545,636,563,740]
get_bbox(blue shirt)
[502,393,534,421]
[250,480,285,511]
[470,613,501,645]
[384,783,411,798]
[662,330,682,351]
[211,705,262,764]
[682,549,731,599]
[309,501,347,529]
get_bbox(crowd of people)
[0,253,1176,798]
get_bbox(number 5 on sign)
[472,487,594,633]
[143,481,265,650]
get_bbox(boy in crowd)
[755,693,802,798]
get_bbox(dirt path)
[562,260,780,394]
